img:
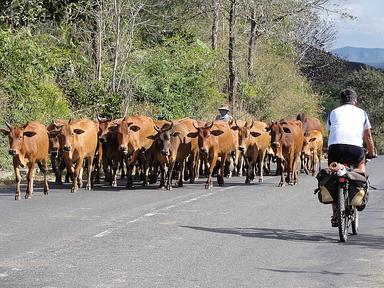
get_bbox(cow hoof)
[25,194,31,199]
[112,181,117,187]
[259,179,263,183]
[86,185,92,190]
[166,186,172,191]
[44,189,49,195]
[278,182,284,187]
[71,187,77,193]
[245,179,250,184]
[15,195,21,201]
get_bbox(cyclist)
[327,88,376,227]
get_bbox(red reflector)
[338,177,346,183]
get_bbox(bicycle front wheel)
[337,187,348,242]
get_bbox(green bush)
[128,36,225,120]
[239,44,322,122]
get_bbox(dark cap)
[340,88,357,104]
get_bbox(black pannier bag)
[314,168,338,204]
[347,170,369,211]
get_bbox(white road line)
[94,229,113,238]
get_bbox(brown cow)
[98,117,124,187]
[47,119,69,184]
[232,120,270,183]
[1,121,49,200]
[115,115,157,188]
[187,120,236,189]
[302,130,323,176]
[267,120,304,186]
[296,113,324,133]
[49,119,98,192]
[146,120,194,189]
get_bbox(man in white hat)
[215,105,233,121]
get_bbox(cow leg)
[318,150,322,172]
[14,163,21,200]
[166,161,175,190]
[258,150,266,183]
[177,161,185,187]
[78,166,84,188]
[111,158,119,187]
[206,154,218,189]
[41,159,49,195]
[218,155,227,186]
[71,158,83,193]
[86,156,94,190]
[286,154,294,185]
[312,153,317,176]
[25,162,36,199]
[277,157,285,187]
[244,156,251,184]
[159,163,166,188]
[51,155,61,184]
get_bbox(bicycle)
[334,164,359,242]
[332,155,375,242]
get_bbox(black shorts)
[328,144,365,167]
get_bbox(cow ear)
[282,127,291,133]
[309,137,317,142]
[0,128,9,135]
[130,125,141,132]
[187,132,198,138]
[24,131,37,137]
[211,130,224,136]
[147,135,156,140]
[250,131,262,137]
[171,131,181,137]
[74,129,85,135]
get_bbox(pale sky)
[326,0,384,49]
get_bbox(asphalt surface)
[1,158,384,288]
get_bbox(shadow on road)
[181,225,384,249]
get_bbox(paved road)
[1,158,384,288]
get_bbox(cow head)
[48,120,85,155]
[302,133,317,157]
[231,120,260,152]
[1,122,37,157]
[116,119,141,156]
[187,121,223,156]
[267,121,291,152]
[98,117,117,144]
[149,122,181,157]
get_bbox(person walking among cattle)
[215,105,233,122]
[327,88,376,227]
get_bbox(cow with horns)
[232,119,270,183]
[48,119,99,193]
[187,120,236,189]
[1,121,49,200]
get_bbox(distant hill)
[332,46,384,69]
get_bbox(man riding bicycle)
[327,88,376,227]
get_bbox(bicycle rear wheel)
[337,187,348,242]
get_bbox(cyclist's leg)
[328,144,340,225]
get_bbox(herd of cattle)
[0,113,324,200]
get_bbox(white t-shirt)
[327,104,371,147]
